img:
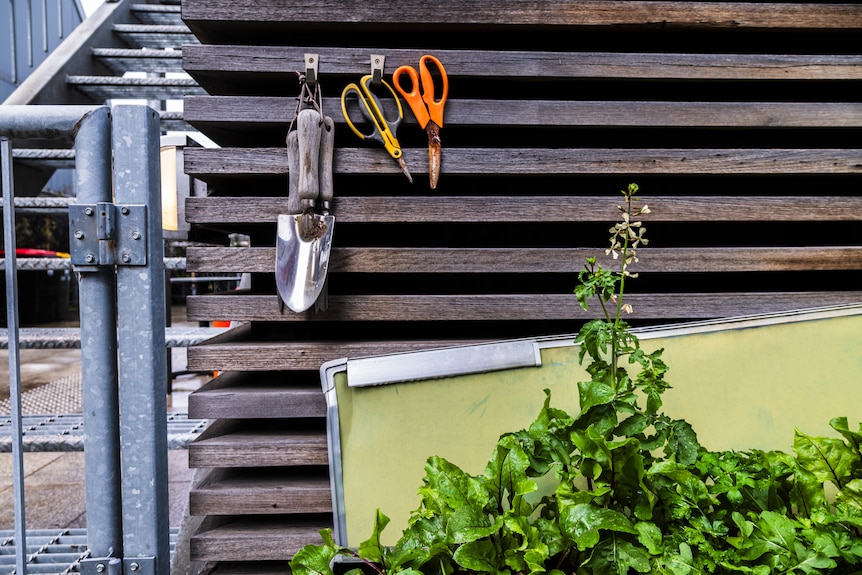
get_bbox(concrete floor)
[0,307,207,531]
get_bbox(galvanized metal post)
[74,105,124,562]
[1,104,106,575]
[112,105,170,575]
[1,135,27,575]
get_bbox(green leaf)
[830,417,862,456]
[452,539,506,575]
[421,455,487,513]
[560,503,637,551]
[665,419,701,466]
[836,478,862,514]
[634,521,663,555]
[357,509,389,564]
[584,536,652,575]
[577,380,616,415]
[794,430,859,489]
[288,529,342,575]
[447,505,502,544]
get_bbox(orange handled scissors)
[393,55,448,189]
[341,75,413,183]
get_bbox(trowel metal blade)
[275,213,335,313]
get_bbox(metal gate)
[1,105,170,575]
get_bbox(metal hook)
[371,54,385,86]
[304,53,319,89]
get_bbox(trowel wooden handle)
[286,129,301,214]
[296,108,321,208]
[318,116,335,210]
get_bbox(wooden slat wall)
[179,1,862,571]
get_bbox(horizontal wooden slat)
[188,373,326,420]
[185,292,862,324]
[184,96,862,129]
[191,517,328,562]
[185,147,862,178]
[186,246,862,274]
[183,45,862,81]
[188,339,488,372]
[185,196,862,224]
[182,1,862,29]
[190,468,331,516]
[189,429,329,468]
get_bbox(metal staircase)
[5,0,206,160]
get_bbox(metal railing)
[1,104,171,575]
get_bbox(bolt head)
[131,231,141,240]
[85,254,96,264]
[84,207,94,216]
[95,564,106,573]
[122,254,131,263]
[74,230,84,239]
[129,563,140,572]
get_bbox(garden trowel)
[276,108,336,313]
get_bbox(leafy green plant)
[290,184,862,575]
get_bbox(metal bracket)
[80,557,122,575]
[304,53,319,88]
[370,54,385,86]
[69,203,148,268]
[124,557,155,575]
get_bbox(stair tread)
[191,516,330,562]
[189,372,326,420]
[190,468,332,515]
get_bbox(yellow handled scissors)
[341,75,413,183]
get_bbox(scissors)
[393,55,449,189]
[341,75,413,183]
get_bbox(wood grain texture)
[188,376,326,420]
[181,1,862,29]
[184,147,862,178]
[186,246,862,274]
[183,45,862,81]
[190,517,329,562]
[189,430,329,467]
[185,292,862,325]
[185,196,862,224]
[184,96,862,129]
[190,469,332,515]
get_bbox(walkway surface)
[0,307,208,532]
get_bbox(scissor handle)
[340,76,404,159]
[393,55,448,129]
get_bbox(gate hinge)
[80,557,122,575]
[70,203,147,268]
[79,556,155,575]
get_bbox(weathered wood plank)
[182,1,862,29]
[183,45,862,81]
[190,517,328,562]
[185,292,862,324]
[184,96,862,129]
[190,468,332,515]
[184,147,862,178]
[189,430,329,468]
[188,373,326,420]
[186,292,862,371]
[187,340,489,373]
[186,246,862,275]
[185,196,862,224]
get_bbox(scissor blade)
[427,122,442,190]
[397,157,413,184]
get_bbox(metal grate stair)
[62,1,204,132]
